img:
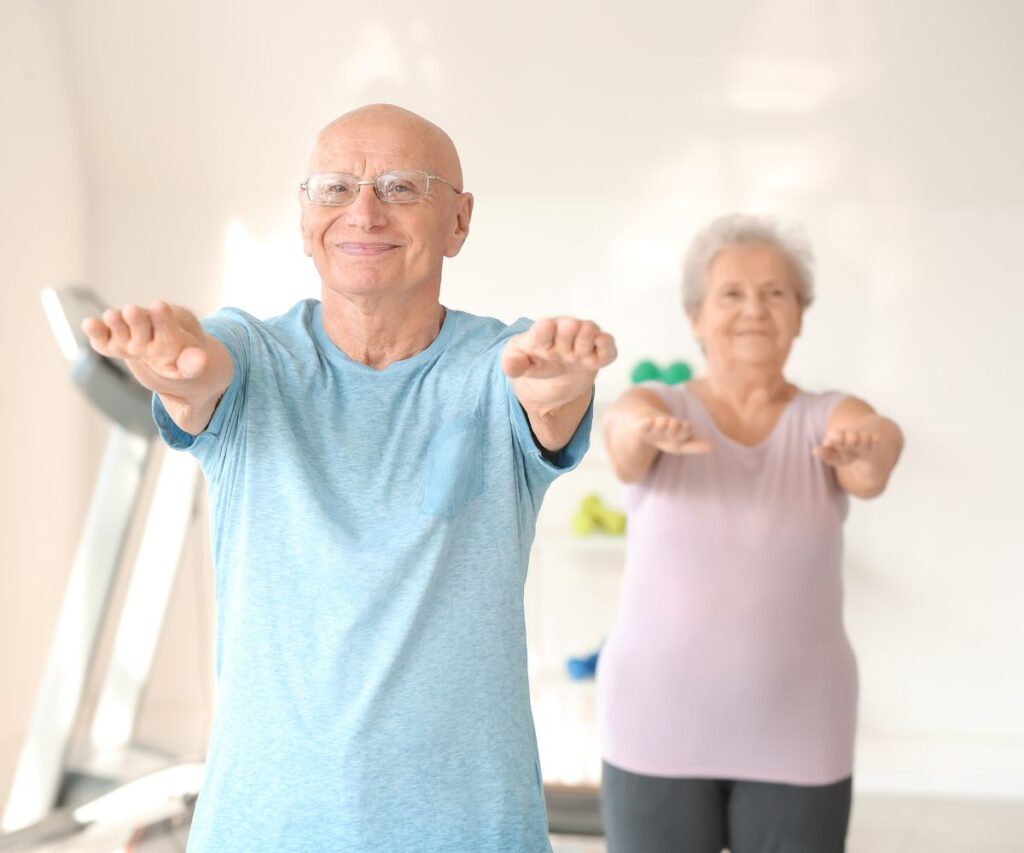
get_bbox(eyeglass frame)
[299,170,462,206]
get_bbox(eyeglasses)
[299,171,460,206]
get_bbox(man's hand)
[503,317,617,452]
[82,302,210,395]
[82,301,233,435]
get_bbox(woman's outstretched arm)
[816,396,904,498]
[604,387,712,483]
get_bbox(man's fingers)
[571,321,597,361]
[593,332,617,367]
[103,308,130,347]
[123,304,154,355]
[81,317,112,353]
[552,317,581,359]
[526,318,557,352]
[501,345,533,379]
[150,301,174,334]
[518,317,615,370]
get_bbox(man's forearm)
[153,334,235,435]
[521,388,593,453]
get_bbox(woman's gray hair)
[682,214,815,316]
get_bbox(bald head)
[307,104,463,190]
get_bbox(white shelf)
[530,668,602,787]
[535,531,626,554]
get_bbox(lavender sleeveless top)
[597,384,857,785]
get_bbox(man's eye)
[326,182,350,194]
[386,181,413,194]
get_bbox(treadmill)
[1,288,204,851]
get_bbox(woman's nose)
[742,293,768,316]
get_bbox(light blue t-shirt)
[154,299,591,853]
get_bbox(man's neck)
[319,288,446,370]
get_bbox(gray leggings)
[600,761,852,853]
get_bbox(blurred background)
[2,0,1022,849]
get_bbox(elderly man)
[82,104,615,852]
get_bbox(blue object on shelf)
[566,649,601,680]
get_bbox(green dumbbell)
[630,360,661,384]
[572,494,627,536]
[662,361,692,385]
[630,359,692,386]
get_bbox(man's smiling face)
[300,105,473,302]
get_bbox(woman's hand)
[813,427,883,467]
[817,399,904,498]
[634,412,713,456]
[605,388,711,483]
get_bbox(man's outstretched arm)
[502,317,617,453]
[82,301,234,435]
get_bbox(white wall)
[3,0,1022,803]
[0,0,98,805]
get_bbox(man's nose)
[345,183,388,229]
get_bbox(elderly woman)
[597,214,903,853]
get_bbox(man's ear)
[299,193,313,257]
[444,192,474,258]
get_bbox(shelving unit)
[527,395,628,796]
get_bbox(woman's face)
[690,242,804,372]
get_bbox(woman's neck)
[697,363,794,412]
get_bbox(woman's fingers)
[819,429,880,465]
[638,415,711,455]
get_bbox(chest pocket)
[421,411,484,518]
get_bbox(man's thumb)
[176,346,207,379]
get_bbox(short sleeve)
[813,390,851,443]
[153,309,254,476]
[633,380,687,419]
[505,376,593,489]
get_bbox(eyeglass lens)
[305,172,430,205]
